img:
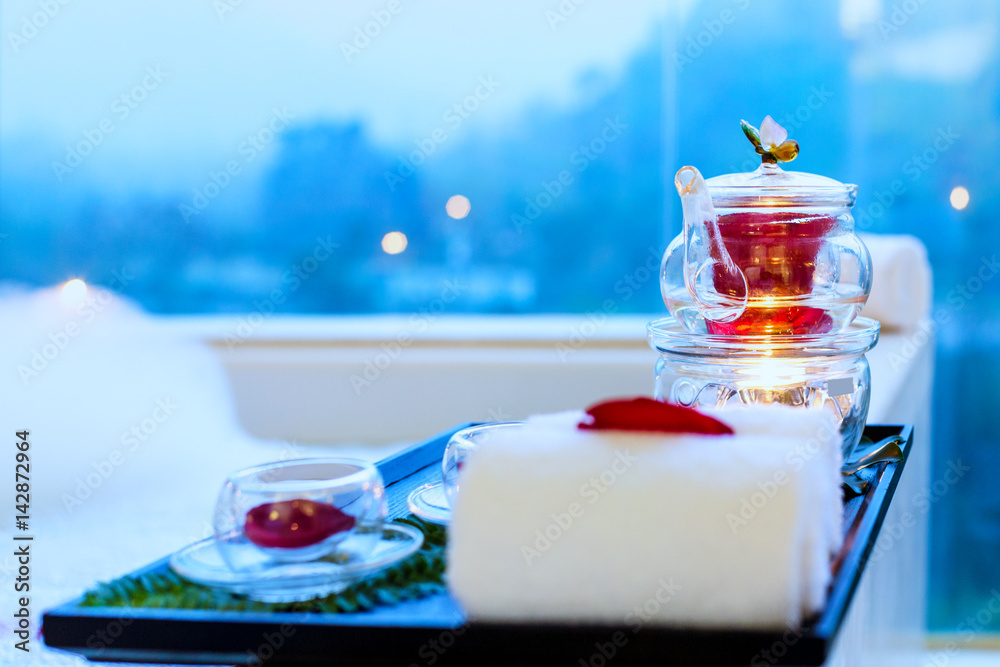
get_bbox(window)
[2,0,998,635]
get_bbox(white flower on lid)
[741,116,799,164]
[758,116,788,153]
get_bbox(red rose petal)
[579,397,733,435]
[244,498,355,549]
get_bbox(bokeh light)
[381,231,408,255]
[950,186,970,210]
[59,278,88,307]
[445,195,471,219]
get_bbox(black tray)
[44,423,913,666]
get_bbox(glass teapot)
[661,117,871,336]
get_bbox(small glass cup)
[213,458,386,571]
[442,422,523,507]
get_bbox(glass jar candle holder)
[213,458,386,571]
[647,317,880,460]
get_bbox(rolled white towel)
[705,406,843,613]
[859,233,932,330]
[447,405,843,629]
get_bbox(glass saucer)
[407,483,450,525]
[169,523,422,602]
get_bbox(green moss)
[79,516,447,614]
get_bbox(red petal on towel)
[579,397,733,435]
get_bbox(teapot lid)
[705,117,857,208]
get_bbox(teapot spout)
[673,166,747,323]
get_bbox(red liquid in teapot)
[707,211,839,336]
